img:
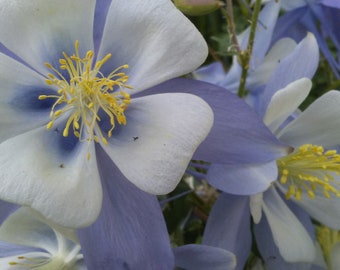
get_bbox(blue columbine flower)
[0,0,214,229]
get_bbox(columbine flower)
[195,32,340,267]
[0,0,213,228]
[272,0,340,77]
[193,0,285,101]
[201,78,330,268]
[0,207,85,269]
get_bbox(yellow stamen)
[39,41,132,158]
[316,225,340,269]
[277,144,340,200]
[9,255,51,268]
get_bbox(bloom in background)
[0,207,85,269]
[0,0,213,228]
[203,78,340,269]
[272,0,340,77]
[194,32,340,269]
[193,0,286,102]
[173,0,224,16]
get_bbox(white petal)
[262,187,315,262]
[263,78,312,132]
[289,188,340,229]
[0,127,102,228]
[281,0,307,10]
[250,193,264,224]
[331,243,340,269]
[0,207,84,268]
[0,0,95,73]
[98,0,208,92]
[278,91,340,147]
[0,207,57,252]
[247,38,297,88]
[102,93,213,194]
[0,52,51,142]
[314,243,327,269]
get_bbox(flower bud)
[174,0,224,16]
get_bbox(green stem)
[237,0,262,98]
[224,0,241,54]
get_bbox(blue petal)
[78,146,174,269]
[193,61,227,87]
[93,0,112,53]
[207,161,278,195]
[202,193,251,270]
[271,7,309,44]
[0,201,19,225]
[173,244,236,270]
[321,0,340,8]
[137,78,288,164]
[306,4,340,77]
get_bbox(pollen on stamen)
[38,41,133,158]
[8,255,50,268]
[277,144,340,201]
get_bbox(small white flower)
[0,207,85,269]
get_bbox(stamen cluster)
[277,144,340,200]
[39,41,132,159]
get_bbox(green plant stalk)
[237,0,262,98]
[224,0,241,54]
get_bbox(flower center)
[8,232,83,270]
[9,255,52,269]
[39,40,132,159]
[8,254,79,270]
[277,144,340,200]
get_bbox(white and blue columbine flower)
[198,33,340,268]
[0,0,213,229]
[0,207,85,269]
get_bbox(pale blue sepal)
[203,193,251,270]
[207,161,278,195]
[78,146,174,270]
[173,244,236,270]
